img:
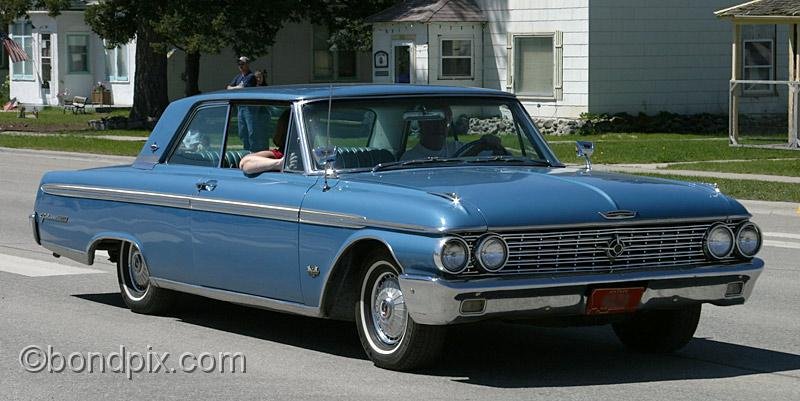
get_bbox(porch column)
[729,23,742,145]
[790,24,799,147]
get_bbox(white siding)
[371,22,429,84]
[479,0,590,118]
[9,11,136,106]
[588,0,789,115]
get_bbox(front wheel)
[117,242,174,314]
[612,304,702,353]
[355,251,446,371]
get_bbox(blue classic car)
[30,85,763,370]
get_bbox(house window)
[41,33,52,88]
[312,26,357,81]
[105,44,128,82]
[67,34,90,74]
[10,22,33,80]
[513,35,554,97]
[440,39,472,78]
[742,39,774,94]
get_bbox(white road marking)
[0,253,105,277]
[763,240,800,250]
[763,232,800,240]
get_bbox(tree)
[299,0,399,51]
[153,1,298,97]
[1,0,70,30]
[85,0,169,123]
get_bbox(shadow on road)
[74,292,800,387]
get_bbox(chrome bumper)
[29,212,41,245]
[399,260,764,325]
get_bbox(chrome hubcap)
[370,272,407,345]
[128,247,149,293]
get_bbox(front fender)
[298,224,445,308]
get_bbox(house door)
[393,41,414,84]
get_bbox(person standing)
[228,57,263,150]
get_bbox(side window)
[223,103,291,168]
[168,105,227,167]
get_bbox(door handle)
[196,180,217,192]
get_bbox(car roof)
[184,84,515,103]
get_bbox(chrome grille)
[461,221,742,275]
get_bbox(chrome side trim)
[150,277,321,318]
[42,184,190,209]
[299,209,367,229]
[41,184,300,222]
[192,197,298,222]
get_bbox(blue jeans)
[237,107,268,152]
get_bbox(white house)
[6,3,371,107]
[368,0,789,119]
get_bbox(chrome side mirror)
[575,141,594,171]
[312,146,338,191]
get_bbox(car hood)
[344,166,748,229]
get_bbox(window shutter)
[506,33,514,91]
[554,30,563,100]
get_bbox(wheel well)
[321,239,396,321]
[90,239,125,264]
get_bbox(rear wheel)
[117,242,174,314]
[355,251,446,371]
[612,304,702,353]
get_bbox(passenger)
[254,70,268,86]
[401,105,463,161]
[239,110,290,174]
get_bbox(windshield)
[301,97,560,171]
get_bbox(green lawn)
[546,135,799,164]
[0,135,142,156]
[632,173,800,203]
[664,159,800,177]
[0,107,130,132]
[66,129,151,137]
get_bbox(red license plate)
[586,287,645,315]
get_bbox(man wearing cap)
[227,57,265,151]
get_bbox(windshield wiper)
[372,157,464,172]
[465,156,552,167]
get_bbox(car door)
[189,103,314,302]
[144,101,230,284]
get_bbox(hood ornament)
[599,210,638,220]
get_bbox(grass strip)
[0,135,142,156]
[663,159,800,177]
[630,172,800,203]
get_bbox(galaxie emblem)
[605,236,627,261]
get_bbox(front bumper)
[399,259,764,325]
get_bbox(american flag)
[1,32,29,63]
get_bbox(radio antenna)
[325,83,333,147]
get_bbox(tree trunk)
[184,51,201,97]
[130,23,169,124]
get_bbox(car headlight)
[735,222,761,258]
[705,224,734,259]
[475,234,508,272]
[435,237,470,273]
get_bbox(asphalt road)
[1,148,798,401]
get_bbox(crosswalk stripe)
[0,253,105,277]
[763,240,800,250]
[763,232,800,240]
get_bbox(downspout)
[427,23,430,84]
[481,22,485,88]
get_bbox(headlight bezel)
[474,234,509,272]
[734,222,762,258]
[704,223,735,259]
[434,237,471,274]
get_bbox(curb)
[737,199,800,217]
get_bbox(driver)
[401,105,463,161]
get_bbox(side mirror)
[312,146,338,191]
[575,141,594,171]
[312,146,337,167]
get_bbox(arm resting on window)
[239,152,283,174]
